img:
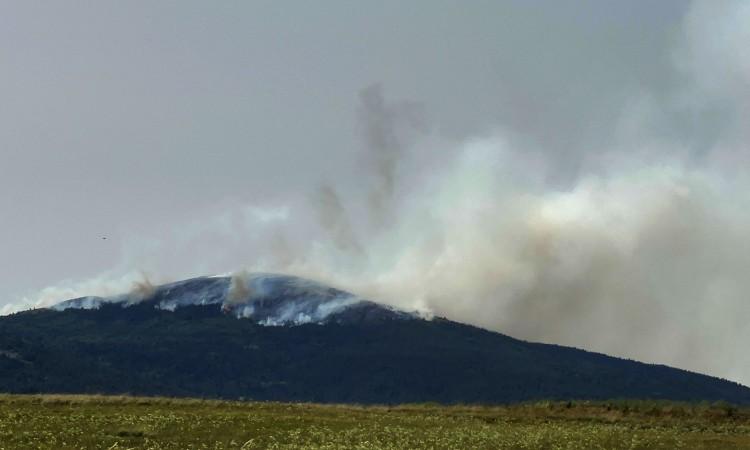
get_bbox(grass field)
[0,395,749,449]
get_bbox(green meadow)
[0,395,749,449]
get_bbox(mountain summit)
[52,273,417,326]
[1,273,749,405]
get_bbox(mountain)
[1,273,749,404]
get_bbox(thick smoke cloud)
[7,1,750,385]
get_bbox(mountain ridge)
[1,273,748,405]
[51,273,419,326]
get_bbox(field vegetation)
[0,394,749,449]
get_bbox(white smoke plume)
[8,1,750,386]
[2,271,161,315]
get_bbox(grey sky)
[1,1,686,295]
[4,2,750,384]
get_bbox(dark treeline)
[1,303,749,405]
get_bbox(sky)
[2,1,750,385]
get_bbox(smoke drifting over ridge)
[5,1,750,385]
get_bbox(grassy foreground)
[0,395,749,449]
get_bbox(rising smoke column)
[356,83,427,229]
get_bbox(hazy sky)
[3,2,750,385]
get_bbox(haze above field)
[2,1,749,386]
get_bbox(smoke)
[312,185,362,255]
[277,1,750,385]
[357,83,427,228]
[227,271,252,303]
[9,1,750,385]
[1,270,161,315]
[128,273,156,303]
[290,134,750,384]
